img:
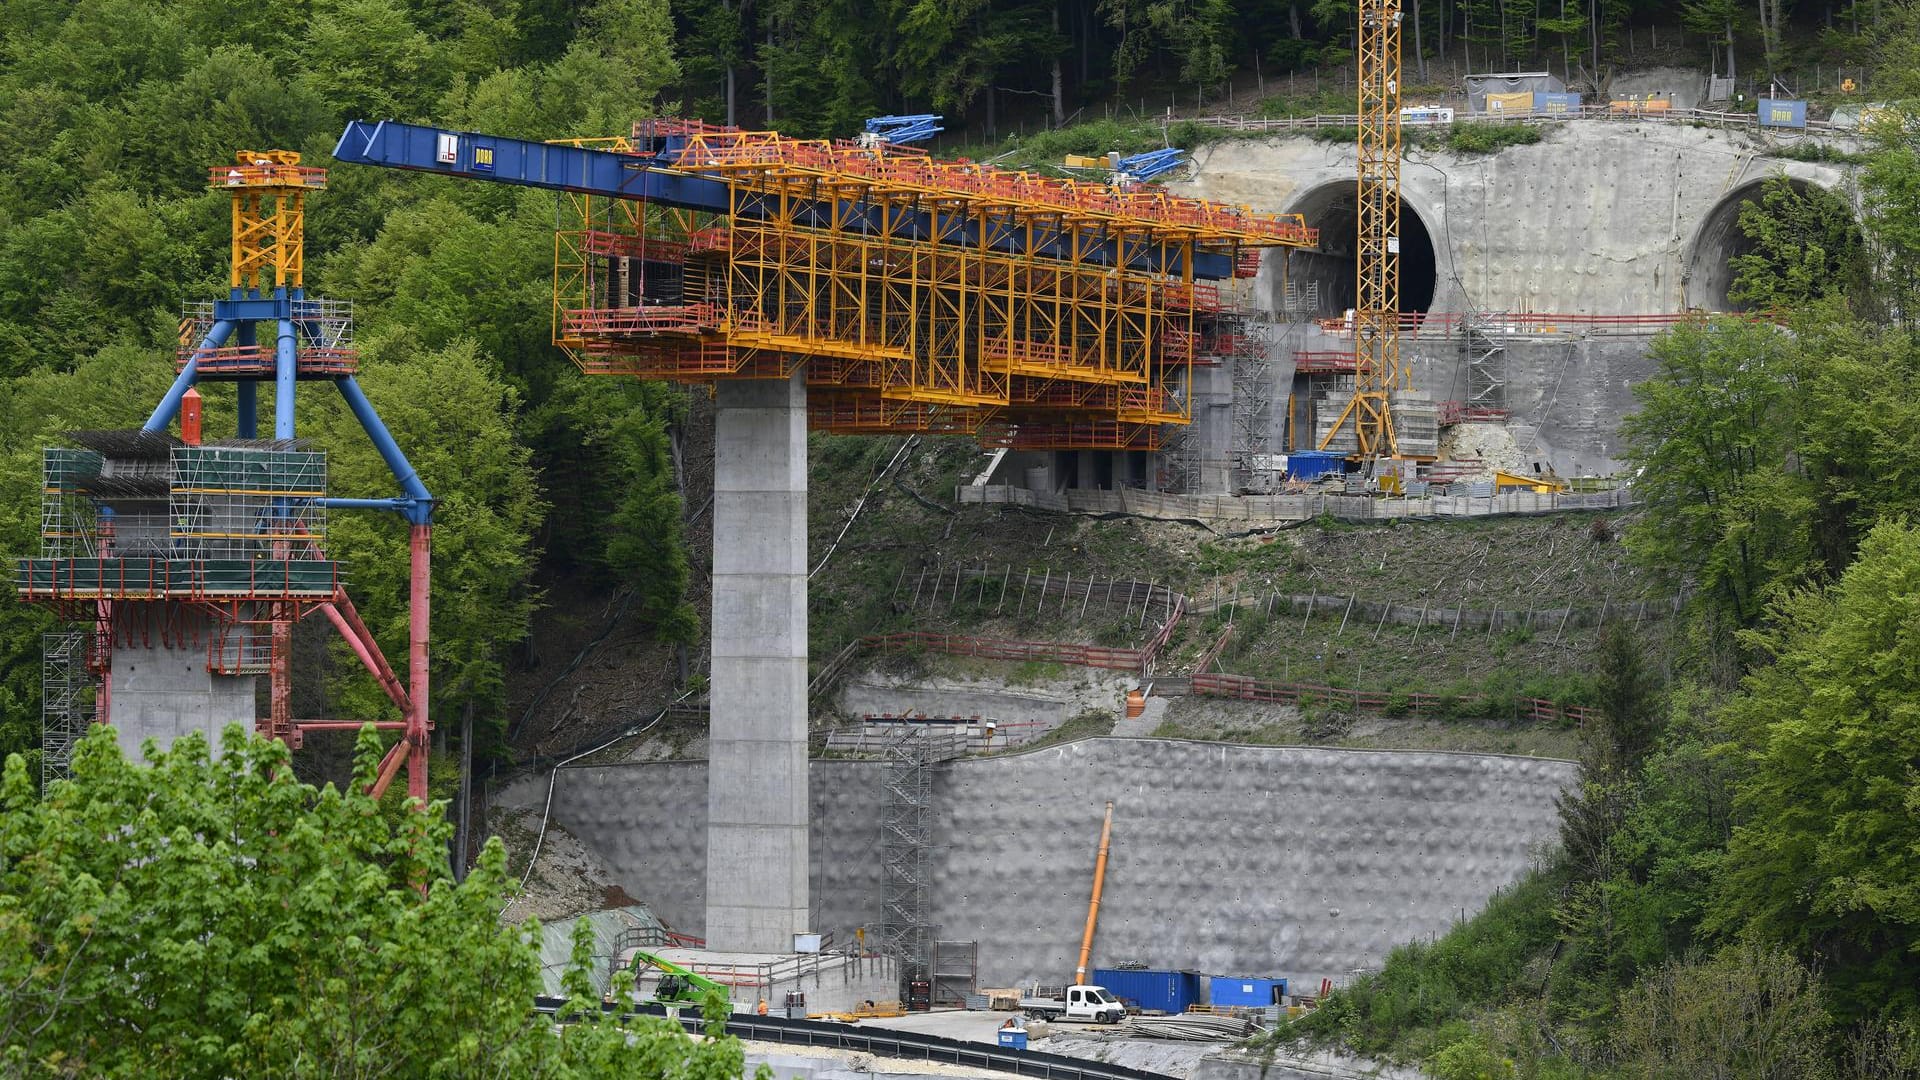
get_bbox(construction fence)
[896,563,1182,623]
[1187,671,1594,726]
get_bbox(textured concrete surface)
[550,740,1575,990]
[552,759,890,942]
[709,372,811,950]
[108,606,253,761]
[838,681,1071,729]
[1161,124,1856,480]
[1178,123,1850,317]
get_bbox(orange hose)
[1074,801,1115,985]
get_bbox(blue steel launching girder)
[1113,148,1189,182]
[331,120,1231,279]
[863,114,944,144]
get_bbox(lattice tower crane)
[1320,0,1407,459]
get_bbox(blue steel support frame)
[336,376,435,525]
[275,292,300,440]
[332,120,1232,279]
[144,319,234,433]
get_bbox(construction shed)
[1209,975,1290,1007]
[1094,969,1202,1015]
[1466,72,1567,114]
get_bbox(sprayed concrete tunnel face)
[1685,177,1861,312]
[1280,181,1437,317]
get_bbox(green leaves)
[0,727,754,1075]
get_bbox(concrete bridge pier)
[706,372,811,951]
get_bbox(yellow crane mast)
[1321,0,1407,459]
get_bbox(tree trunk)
[1726,19,1736,82]
[723,0,737,127]
[1052,2,1067,124]
[1289,1,1303,39]
[1413,0,1427,81]
[986,85,998,136]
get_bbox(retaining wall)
[956,484,1631,524]
[550,739,1576,990]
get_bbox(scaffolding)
[1222,317,1280,493]
[1463,312,1509,417]
[879,728,963,998]
[541,121,1318,451]
[169,444,327,560]
[42,449,105,558]
[931,939,979,1008]
[40,629,92,788]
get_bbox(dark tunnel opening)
[1279,181,1437,319]
[1685,177,1861,312]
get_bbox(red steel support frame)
[406,524,431,802]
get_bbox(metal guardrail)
[1186,103,1863,135]
[535,1002,1184,1080]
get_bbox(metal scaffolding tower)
[880,729,962,997]
[1464,312,1508,415]
[40,630,92,788]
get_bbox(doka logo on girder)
[473,145,495,172]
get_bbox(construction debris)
[1125,1013,1261,1041]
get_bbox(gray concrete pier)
[706,373,811,951]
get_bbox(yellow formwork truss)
[217,150,326,291]
[551,123,1318,450]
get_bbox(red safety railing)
[1292,350,1356,373]
[178,345,359,376]
[563,304,720,335]
[16,559,341,601]
[1437,401,1511,426]
[209,164,327,189]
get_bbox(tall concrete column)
[707,372,810,951]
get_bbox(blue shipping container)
[1093,969,1201,1015]
[1758,98,1808,128]
[1286,450,1346,481]
[1209,976,1290,1007]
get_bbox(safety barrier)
[1190,671,1593,725]
[1187,102,1862,136]
[537,1003,1186,1080]
[958,483,1634,523]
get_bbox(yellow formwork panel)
[547,123,1311,448]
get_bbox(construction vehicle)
[1018,984,1126,1024]
[613,948,728,1007]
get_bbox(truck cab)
[1065,985,1124,1023]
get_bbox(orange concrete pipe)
[1074,801,1115,985]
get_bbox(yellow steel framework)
[1319,0,1408,458]
[216,150,326,291]
[548,122,1317,450]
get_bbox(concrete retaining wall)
[550,740,1576,990]
[957,483,1630,524]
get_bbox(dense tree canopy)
[0,726,759,1076]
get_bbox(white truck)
[1017,984,1126,1024]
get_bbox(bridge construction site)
[16,0,1795,1050]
